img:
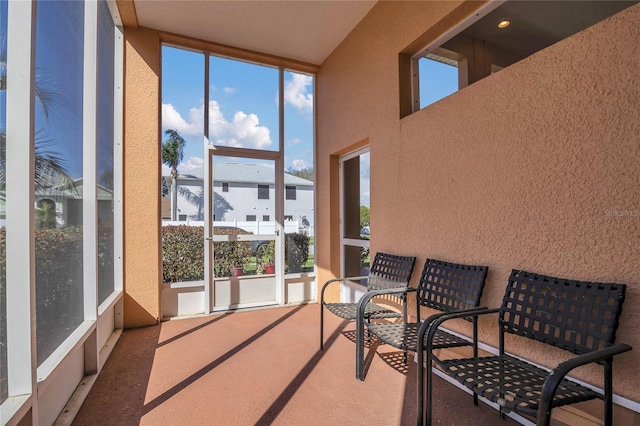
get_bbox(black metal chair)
[356,258,488,380]
[418,269,632,426]
[320,252,416,350]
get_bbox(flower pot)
[230,267,243,277]
[264,263,275,274]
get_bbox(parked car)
[215,226,269,255]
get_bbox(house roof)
[175,163,313,187]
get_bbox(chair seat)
[436,354,600,416]
[324,302,401,321]
[366,323,472,352]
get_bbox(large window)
[209,56,279,151]
[34,0,85,365]
[2,1,123,422]
[97,0,115,304]
[284,70,314,273]
[0,0,8,405]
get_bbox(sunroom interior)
[2,0,639,425]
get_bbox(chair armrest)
[537,343,633,424]
[355,287,417,322]
[419,307,499,352]
[320,275,368,304]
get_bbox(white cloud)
[162,103,202,136]
[180,156,204,172]
[162,100,273,150]
[291,159,310,169]
[224,87,236,94]
[284,74,313,112]
[287,138,302,146]
[360,177,370,207]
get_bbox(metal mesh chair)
[419,269,632,426]
[320,252,416,350]
[356,258,488,380]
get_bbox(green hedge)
[162,225,205,283]
[0,226,85,363]
[162,226,312,282]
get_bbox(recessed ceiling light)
[497,20,510,29]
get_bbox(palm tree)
[0,45,73,195]
[161,129,186,221]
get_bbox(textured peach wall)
[316,1,640,401]
[123,27,162,327]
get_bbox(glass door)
[339,148,370,302]
[205,150,282,311]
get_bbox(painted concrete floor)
[73,304,519,426]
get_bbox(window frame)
[257,184,269,200]
[1,1,124,423]
[285,185,296,200]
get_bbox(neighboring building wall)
[316,0,640,404]
[172,179,314,224]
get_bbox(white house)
[163,162,314,229]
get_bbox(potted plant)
[228,241,252,277]
[262,241,275,274]
[213,227,253,277]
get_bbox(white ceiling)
[133,0,378,66]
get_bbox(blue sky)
[419,57,459,109]
[161,46,314,176]
[159,46,461,208]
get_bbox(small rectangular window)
[246,215,256,221]
[179,214,187,221]
[222,182,229,192]
[418,48,464,109]
[285,185,296,200]
[285,215,293,221]
[262,215,269,221]
[258,184,269,200]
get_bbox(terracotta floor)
[73,304,518,426]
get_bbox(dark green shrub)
[162,225,204,283]
[34,226,84,363]
[285,232,310,273]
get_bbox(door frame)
[339,146,370,302]
[204,145,285,313]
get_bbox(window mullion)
[4,0,37,422]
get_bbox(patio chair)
[320,252,416,350]
[418,269,632,426]
[356,258,488,380]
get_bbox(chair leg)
[417,347,424,426]
[356,312,366,380]
[320,304,324,350]
[604,359,613,426]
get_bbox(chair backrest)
[417,258,488,318]
[500,269,627,355]
[366,252,416,292]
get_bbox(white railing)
[162,219,314,236]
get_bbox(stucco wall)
[123,27,162,327]
[316,1,640,402]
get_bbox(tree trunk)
[171,176,178,221]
